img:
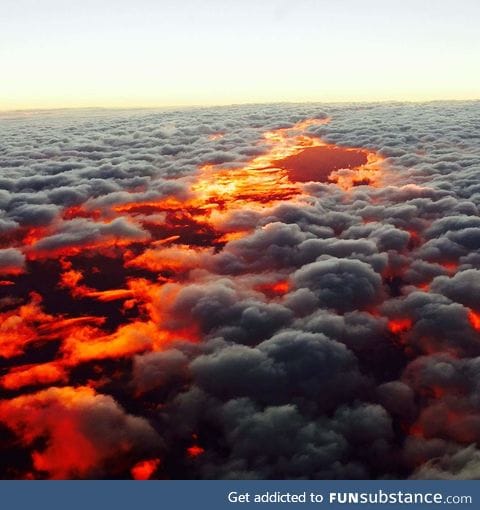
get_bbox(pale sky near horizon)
[1,0,479,110]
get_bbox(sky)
[1,0,479,110]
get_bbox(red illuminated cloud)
[0,293,54,359]
[0,386,160,479]
[28,217,150,259]
[131,458,161,480]
[1,362,67,391]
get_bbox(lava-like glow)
[103,117,384,251]
[186,445,205,458]
[1,119,384,363]
[0,116,390,479]
[126,245,211,274]
[438,261,459,273]
[468,310,480,332]
[388,318,413,335]
[131,459,161,480]
[1,362,67,391]
[0,387,109,478]
[193,116,382,214]
[0,266,24,276]
[0,294,55,358]
[255,279,291,297]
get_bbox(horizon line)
[1,97,480,115]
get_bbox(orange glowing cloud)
[1,362,67,391]
[0,293,55,359]
[60,268,84,289]
[27,218,150,260]
[61,321,159,363]
[126,244,212,274]
[57,279,200,365]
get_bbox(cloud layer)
[0,101,479,479]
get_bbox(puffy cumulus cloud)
[430,269,480,310]
[301,309,386,350]
[0,248,25,274]
[401,354,480,448]
[411,445,480,480]
[31,217,149,254]
[205,402,360,479]
[166,396,395,479]
[293,258,383,312]
[149,279,293,345]
[191,330,367,409]
[133,348,191,393]
[1,101,480,479]
[382,291,480,356]
[9,203,60,227]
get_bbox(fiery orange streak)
[82,288,135,301]
[59,269,134,301]
[191,118,330,217]
[60,321,158,363]
[53,279,199,365]
[1,362,67,390]
[27,236,148,261]
[0,267,24,276]
[37,316,106,338]
[126,245,211,273]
